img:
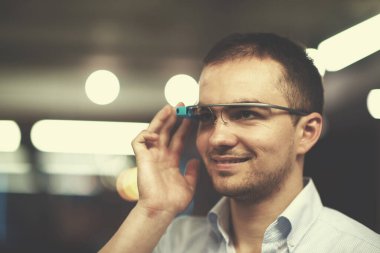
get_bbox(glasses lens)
[192,107,215,124]
[224,106,262,122]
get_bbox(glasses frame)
[176,103,309,121]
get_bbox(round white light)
[85,70,120,105]
[306,48,326,76]
[367,89,380,119]
[164,74,199,106]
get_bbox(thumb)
[184,159,200,191]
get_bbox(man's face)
[196,57,299,202]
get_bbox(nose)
[208,120,238,148]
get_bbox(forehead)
[198,58,287,105]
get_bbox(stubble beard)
[209,155,294,204]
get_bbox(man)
[100,33,380,253]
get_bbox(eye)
[194,108,215,124]
[228,109,261,121]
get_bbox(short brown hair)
[203,33,324,115]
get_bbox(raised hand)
[132,104,199,217]
[99,105,199,253]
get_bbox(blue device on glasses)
[176,106,193,118]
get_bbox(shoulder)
[303,207,380,252]
[319,207,379,240]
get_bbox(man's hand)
[132,104,199,217]
[99,105,199,253]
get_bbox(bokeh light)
[318,13,380,71]
[116,167,139,201]
[164,74,199,106]
[85,69,120,105]
[0,120,21,152]
[367,89,380,119]
[31,120,148,155]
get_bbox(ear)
[295,112,323,155]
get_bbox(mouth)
[210,156,251,164]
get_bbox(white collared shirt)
[154,179,380,253]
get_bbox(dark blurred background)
[0,1,379,252]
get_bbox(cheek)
[240,129,287,155]
[259,130,295,159]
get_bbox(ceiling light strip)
[31,120,148,155]
[0,120,21,152]
[318,13,380,71]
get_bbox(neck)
[229,167,304,252]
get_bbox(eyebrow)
[198,98,265,106]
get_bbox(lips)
[210,155,251,164]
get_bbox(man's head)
[195,33,323,202]
[203,33,324,119]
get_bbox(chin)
[211,175,250,195]
[210,172,284,203]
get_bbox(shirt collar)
[279,178,323,247]
[207,178,323,246]
[208,196,231,242]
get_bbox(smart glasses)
[176,103,309,125]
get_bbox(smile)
[211,156,251,164]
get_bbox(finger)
[131,130,159,155]
[147,105,173,133]
[184,159,200,191]
[158,102,186,147]
[169,118,193,154]
[158,106,178,147]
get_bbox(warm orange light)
[116,167,139,201]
